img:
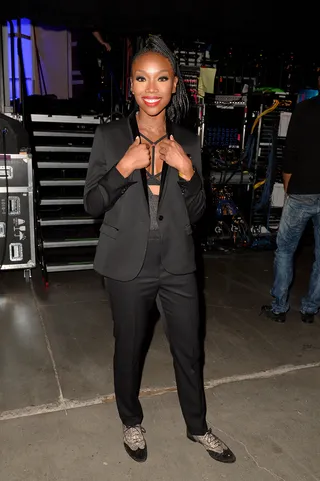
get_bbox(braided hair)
[132,35,189,123]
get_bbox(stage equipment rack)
[249,92,296,246]
[200,94,253,251]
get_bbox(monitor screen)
[297,89,318,103]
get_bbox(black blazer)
[84,112,206,281]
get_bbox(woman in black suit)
[84,36,235,464]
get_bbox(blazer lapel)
[128,111,149,205]
[128,109,139,141]
[159,117,174,206]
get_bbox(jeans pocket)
[289,194,317,206]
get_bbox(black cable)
[8,21,17,113]
[224,161,243,185]
[17,19,27,125]
[0,128,9,270]
[33,26,48,96]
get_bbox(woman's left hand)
[159,135,194,181]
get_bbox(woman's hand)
[159,135,194,181]
[116,137,151,178]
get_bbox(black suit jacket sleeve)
[84,126,135,218]
[178,135,206,224]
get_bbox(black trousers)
[107,231,207,435]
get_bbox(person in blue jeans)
[261,89,320,323]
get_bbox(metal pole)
[0,25,10,114]
[0,27,5,112]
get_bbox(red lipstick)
[142,97,161,107]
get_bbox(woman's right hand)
[116,137,151,178]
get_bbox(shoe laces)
[124,425,146,444]
[204,429,224,452]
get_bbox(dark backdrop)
[0,1,318,52]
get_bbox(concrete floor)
[0,247,320,480]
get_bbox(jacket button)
[121,187,127,194]
[158,215,163,221]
